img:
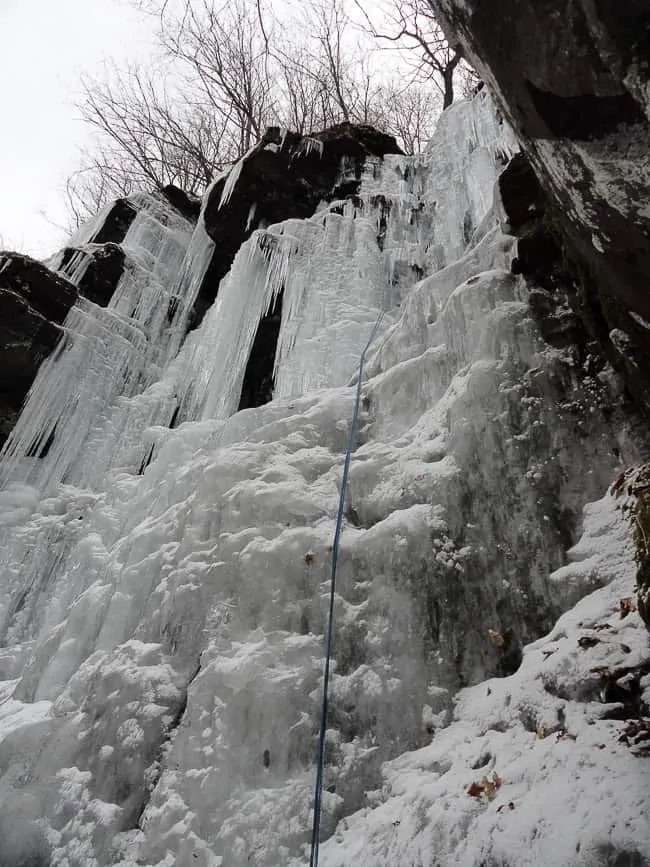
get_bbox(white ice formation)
[0,92,648,867]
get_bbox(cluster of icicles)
[0,162,428,496]
[1,94,516,498]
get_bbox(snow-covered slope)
[0,93,647,867]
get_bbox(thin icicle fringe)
[59,248,92,286]
[67,190,217,483]
[174,201,391,420]
[292,137,324,160]
[0,193,214,494]
[47,199,119,274]
[272,212,385,398]
[0,300,148,491]
[220,135,325,213]
[1,96,516,494]
[177,150,433,417]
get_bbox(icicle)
[246,203,258,232]
[272,210,388,398]
[58,247,92,286]
[219,144,257,209]
[295,137,324,159]
[47,202,119,273]
[65,200,118,248]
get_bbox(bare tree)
[307,0,353,121]
[67,0,459,226]
[154,0,276,152]
[275,42,328,134]
[67,59,237,224]
[383,83,439,154]
[65,152,134,229]
[353,0,474,109]
[274,0,386,130]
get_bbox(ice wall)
[177,93,517,418]
[0,93,646,867]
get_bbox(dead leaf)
[622,719,650,744]
[556,730,576,742]
[468,772,501,799]
[620,597,636,619]
[488,629,505,647]
[482,772,501,799]
[304,553,316,566]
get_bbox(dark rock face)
[0,253,77,323]
[59,242,126,307]
[0,189,197,449]
[431,0,650,413]
[196,123,402,322]
[160,184,201,223]
[501,154,591,352]
[91,198,138,244]
[0,253,78,447]
[237,293,283,411]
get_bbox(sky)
[0,0,154,258]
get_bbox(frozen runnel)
[0,92,646,867]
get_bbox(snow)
[0,92,647,866]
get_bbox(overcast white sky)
[0,0,154,257]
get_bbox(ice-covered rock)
[0,93,647,867]
[431,0,650,414]
[0,252,78,448]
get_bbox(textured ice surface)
[0,93,647,866]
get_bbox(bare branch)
[67,0,459,229]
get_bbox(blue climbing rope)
[309,312,384,867]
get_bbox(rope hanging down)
[309,312,384,867]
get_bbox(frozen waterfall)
[0,92,647,867]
